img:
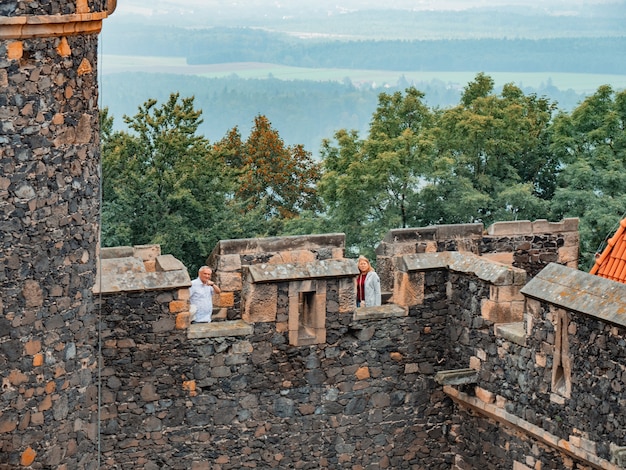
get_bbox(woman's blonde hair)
[358,255,375,272]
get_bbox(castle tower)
[0,1,115,467]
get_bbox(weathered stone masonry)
[3,2,626,468]
[92,219,626,470]
[0,2,115,468]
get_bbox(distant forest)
[100,22,625,155]
[102,26,626,75]
[101,72,585,157]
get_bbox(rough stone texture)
[377,219,579,292]
[0,3,618,468]
[208,234,349,320]
[0,4,113,468]
[98,277,457,470]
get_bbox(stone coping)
[486,217,579,236]
[379,223,483,244]
[0,11,111,39]
[396,252,527,286]
[211,233,345,256]
[521,263,626,327]
[444,385,619,470]
[352,303,408,321]
[94,257,190,294]
[187,320,254,339]
[494,322,526,346]
[247,258,358,283]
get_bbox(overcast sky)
[113,0,594,17]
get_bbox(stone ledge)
[94,257,191,294]
[435,368,478,386]
[353,303,408,321]
[247,258,358,283]
[444,385,620,470]
[211,233,345,256]
[396,252,527,286]
[0,12,110,39]
[187,320,253,339]
[521,263,626,327]
[486,218,579,236]
[494,322,526,346]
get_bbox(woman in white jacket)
[356,256,381,307]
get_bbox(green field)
[101,55,626,95]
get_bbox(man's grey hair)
[198,265,212,274]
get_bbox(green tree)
[214,115,321,237]
[432,73,556,224]
[101,94,232,273]
[319,87,435,257]
[549,85,626,269]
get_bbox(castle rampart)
[2,3,624,467]
[86,220,626,469]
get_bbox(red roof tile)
[590,218,626,283]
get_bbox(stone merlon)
[94,255,191,294]
[210,233,345,256]
[522,262,626,326]
[246,258,358,283]
[396,252,527,286]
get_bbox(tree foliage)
[101,76,626,274]
[213,115,321,237]
[101,94,233,273]
[549,85,626,269]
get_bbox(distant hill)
[111,1,626,39]
[101,24,626,75]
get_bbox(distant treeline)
[186,30,626,75]
[101,25,626,75]
[101,72,586,157]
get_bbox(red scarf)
[357,273,367,301]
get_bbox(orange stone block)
[182,380,197,397]
[25,339,42,355]
[169,300,188,313]
[355,366,370,380]
[38,395,52,412]
[214,291,234,308]
[56,37,71,57]
[390,352,403,362]
[9,370,28,386]
[32,353,44,367]
[7,41,23,60]
[76,0,90,14]
[175,312,190,330]
[77,58,92,76]
[21,447,36,466]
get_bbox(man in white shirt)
[189,266,221,323]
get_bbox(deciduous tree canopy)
[101,76,626,272]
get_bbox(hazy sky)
[113,0,593,17]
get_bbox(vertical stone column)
[0,1,114,468]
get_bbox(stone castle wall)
[2,2,623,468]
[0,2,114,468]
[96,263,457,469]
[91,225,626,469]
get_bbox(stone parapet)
[521,262,626,327]
[209,233,345,257]
[486,218,579,236]
[94,249,191,294]
[208,233,349,320]
[397,252,526,286]
[247,258,358,283]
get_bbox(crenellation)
[3,1,626,467]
